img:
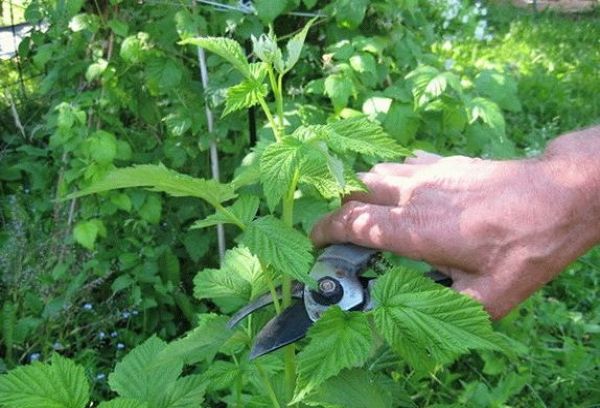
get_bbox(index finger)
[310,200,427,261]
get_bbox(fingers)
[310,201,425,260]
[370,163,424,177]
[404,150,442,165]
[345,173,409,206]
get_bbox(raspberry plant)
[0,20,516,407]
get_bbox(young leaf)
[66,164,236,209]
[191,195,259,230]
[372,267,502,371]
[242,216,314,285]
[326,116,410,159]
[97,399,148,408]
[251,34,284,72]
[155,314,232,365]
[285,17,317,72]
[260,138,303,210]
[223,78,268,117]
[194,246,267,302]
[292,307,373,403]
[108,336,182,403]
[179,36,251,78]
[0,354,89,408]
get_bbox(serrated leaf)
[191,195,259,230]
[285,17,316,72]
[292,307,373,403]
[109,336,182,403]
[242,216,314,285]
[194,246,267,302]
[156,375,206,408]
[223,78,268,116]
[0,354,89,408]
[201,361,242,392]
[66,164,236,209]
[155,314,232,365]
[372,267,502,371]
[260,138,303,210]
[326,116,409,159]
[466,97,506,137]
[180,36,251,78]
[304,369,395,408]
[407,65,462,108]
[98,399,148,408]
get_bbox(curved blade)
[250,301,313,360]
[228,283,303,329]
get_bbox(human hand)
[311,150,599,319]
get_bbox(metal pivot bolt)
[310,277,344,306]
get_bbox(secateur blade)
[227,282,304,329]
[249,301,313,359]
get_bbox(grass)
[438,5,600,154]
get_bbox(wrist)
[540,127,600,242]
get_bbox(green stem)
[281,168,300,401]
[258,96,281,142]
[267,67,285,136]
[255,362,282,408]
[263,264,282,315]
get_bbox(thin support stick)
[197,46,226,264]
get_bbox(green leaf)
[191,195,259,230]
[242,216,314,285]
[304,369,394,408]
[85,59,108,82]
[194,246,267,302]
[98,399,148,408]
[180,37,251,79]
[120,33,150,63]
[0,354,89,408]
[260,138,303,210]
[109,336,182,403]
[383,102,420,145]
[474,70,521,112]
[332,0,368,29]
[146,58,182,91]
[155,375,206,408]
[254,0,287,23]
[292,307,373,403]
[73,220,99,250]
[138,194,162,224]
[156,314,232,365]
[407,65,462,108]
[88,130,117,164]
[223,78,268,116]
[326,116,410,159]
[349,53,376,74]
[466,97,506,137]
[372,267,501,371]
[285,17,316,72]
[251,34,284,72]
[324,73,354,111]
[66,164,236,209]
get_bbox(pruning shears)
[228,244,453,359]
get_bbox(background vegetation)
[0,0,598,406]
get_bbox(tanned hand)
[311,126,600,319]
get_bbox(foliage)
[1,0,599,407]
